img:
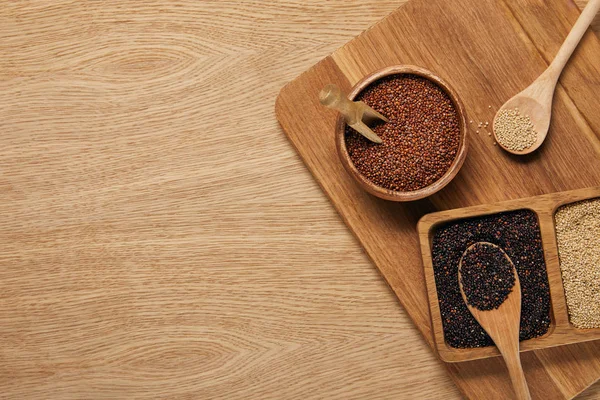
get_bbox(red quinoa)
[345,74,460,192]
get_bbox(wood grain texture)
[420,187,600,362]
[276,0,600,398]
[0,1,459,399]
[0,1,598,400]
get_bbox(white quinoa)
[493,108,537,151]
[555,198,600,329]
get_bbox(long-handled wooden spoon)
[319,84,388,144]
[458,242,531,400]
[493,0,600,155]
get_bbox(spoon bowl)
[493,93,550,155]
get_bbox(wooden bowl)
[335,65,468,202]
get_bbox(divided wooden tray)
[419,186,600,362]
[275,0,600,398]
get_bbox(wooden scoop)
[319,84,388,144]
[493,0,600,155]
[458,242,531,400]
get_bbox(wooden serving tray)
[419,186,600,362]
[275,0,600,398]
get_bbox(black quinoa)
[460,243,516,311]
[345,74,460,192]
[432,210,551,348]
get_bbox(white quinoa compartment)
[555,197,600,329]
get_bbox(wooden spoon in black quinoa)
[458,242,531,400]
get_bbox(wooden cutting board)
[275,0,600,398]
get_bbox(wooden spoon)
[493,0,600,155]
[319,84,388,144]
[458,242,531,400]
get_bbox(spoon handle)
[319,84,360,124]
[502,347,532,400]
[548,0,600,79]
[319,84,385,143]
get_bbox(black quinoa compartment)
[430,209,553,348]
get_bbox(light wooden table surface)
[1,1,599,399]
